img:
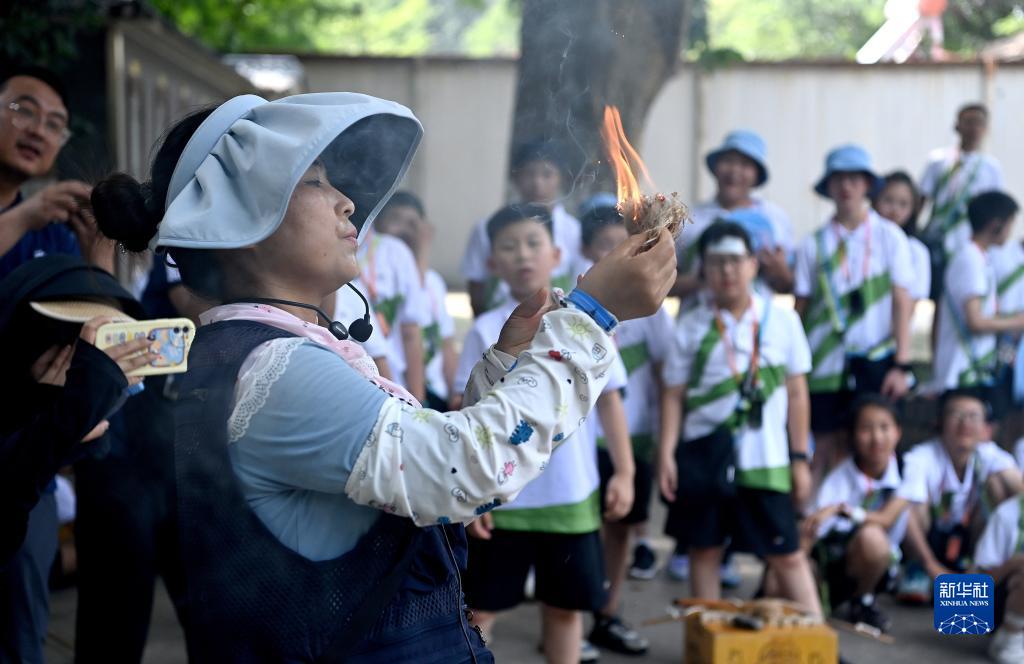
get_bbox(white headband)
[705,236,749,256]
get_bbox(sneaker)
[835,596,893,634]
[896,566,931,604]
[988,627,1024,664]
[580,638,600,663]
[667,553,689,581]
[589,615,649,655]
[720,558,742,589]
[628,542,658,580]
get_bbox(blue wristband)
[566,288,618,333]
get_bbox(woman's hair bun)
[91,172,161,253]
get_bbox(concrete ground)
[44,502,992,663]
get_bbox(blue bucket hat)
[705,130,768,187]
[814,144,883,198]
[154,92,422,251]
[578,192,619,219]
[721,208,775,253]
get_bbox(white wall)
[300,56,1024,285]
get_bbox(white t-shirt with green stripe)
[992,240,1024,316]
[794,210,914,394]
[662,292,811,493]
[814,456,908,558]
[933,242,998,391]
[593,306,674,462]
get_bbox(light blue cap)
[155,92,422,250]
[721,208,775,253]
[578,192,619,219]
[813,144,883,198]
[705,130,768,187]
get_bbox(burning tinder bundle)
[600,106,688,245]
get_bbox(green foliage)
[943,0,1024,53]
[149,0,517,55]
[707,0,885,60]
[0,1,103,69]
[462,0,520,56]
[706,0,1024,61]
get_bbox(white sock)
[860,593,876,606]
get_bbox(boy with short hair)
[920,103,1004,295]
[574,202,672,655]
[658,221,821,615]
[794,145,916,485]
[974,492,1024,663]
[673,130,795,299]
[932,192,1024,418]
[897,391,1023,600]
[456,203,636,664]
[460,140,582,316]
[373,191,458,411]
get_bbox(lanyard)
[935,453,982,527]
[831,215,872,284]
[713,299,767,392]
[858,466,893,511]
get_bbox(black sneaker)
[589,615,649,656]
[628,542,658,580]
[836,597,893,634]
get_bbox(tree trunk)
[511,0,688,198]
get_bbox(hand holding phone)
[94,317,194,377]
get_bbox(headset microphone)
[227,282,374,342]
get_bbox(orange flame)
[600,105,654,224]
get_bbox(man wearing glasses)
[0,65,112,280]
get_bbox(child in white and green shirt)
[932,192,1023,422]
[373,191,458,411]
[794,144,915,485]
[659,220,820,615]
[455,203,636,664]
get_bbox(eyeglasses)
[5,102,71,146]
[945,409,985,424]
[703,254,750,272]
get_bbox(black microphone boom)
[225,284,374,343]
[345,283,374,342]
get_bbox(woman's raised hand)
[576,228,677,321]
[494,288,560,357]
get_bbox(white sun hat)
[153,92,422,251]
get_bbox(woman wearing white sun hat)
[89,92,677,662]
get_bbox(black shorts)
[663,486,799,557]
[810,391,853,433]
[464,529,607,612]
[597,447,653,525]
[810,357,897,433]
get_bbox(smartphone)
[95,318,194,376]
